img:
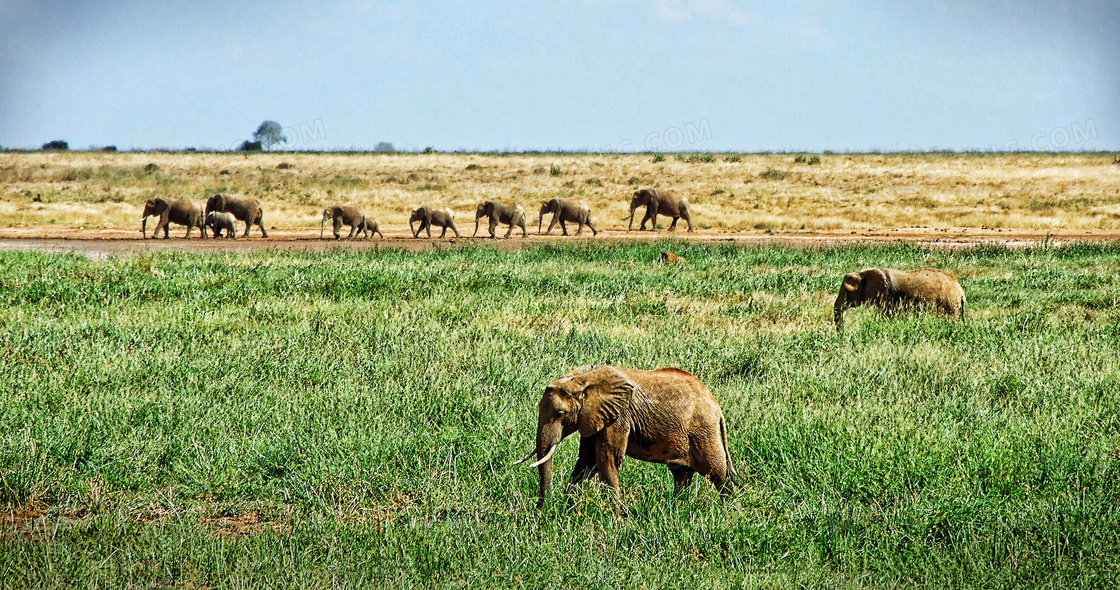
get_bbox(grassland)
[1,151,1119,232]
[1,241,1119,588]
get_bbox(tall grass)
[0,242,1118,587]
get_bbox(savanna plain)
[1,152,1120,588]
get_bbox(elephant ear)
[577,366,634,437]
[860,268,891,302]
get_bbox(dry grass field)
[1,151,1118,238]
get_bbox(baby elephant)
[515,365,736,508]
[834,268,965,330]
[205,211,238,239]
[356,217,383,239]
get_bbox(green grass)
[1,242,1119,588]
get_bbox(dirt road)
[0,226,1112,259]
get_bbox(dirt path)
[0,226,1113,259]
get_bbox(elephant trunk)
[627,202,640,231]
[474,211,483,237]
[534,421,563,509]
[320,213,327,239]
[141,215,148,237]
[834,293,848,331]
[537,213,544,234]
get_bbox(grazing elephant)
[320,204,367,240]
[409,206,460,239]
[474,201,527,239]
[204,194,267,238]
[834,268,966,330]
[205,211,238,239]
[356,217,383,239]
[140,198,205,239]
[627,189,694,232]
[538,198,597,236]
[515,365,736,508]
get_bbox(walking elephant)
[834,268,966,330]
[627,189,694,232]
[538,198,597,236]
[204,194,268,238]
[474,201,527,238]
[409,205,460,239]
[205,211,238,239]
[514,365,736,508]
[140,198,205,239]
[321,204,367,240]
[356,217,383,239]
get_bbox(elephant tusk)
[527,444,557,468]
[512,448,538,465]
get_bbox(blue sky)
[1,0,1116,152]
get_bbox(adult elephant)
[140,198,205,238]
[834,268,966,330]
[627,189,694,232]
[538,198,597,236]
[204,194,268,238]
[320,204,367,240]
[514,364,736,508]
[409,205,460,239]
[474,201,527,239]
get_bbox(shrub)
[759,168,791,181]
[794,154,807,163]
[465,164,483,171]
[101,145,118,152]
[808,155,821,165]
[652,154,665,163]
[586,177,603,187]
[724,154,742,163]
[627,176,642,185]
[41,140,69,151]
[237,140,262,152]
[550,165,563,176]
[143,163,159,174]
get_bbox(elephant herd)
[139,191,968,509]
[516,269,966,508]
[139,188,697,241]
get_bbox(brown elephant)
[205,211,238,239]
[356,217,383,239]
[321,204,367,240]
[474,201,527,239]
[628,189,694,232]
[834,268,966,330]
[409,205,460,239]
[204,194,267,238]
[515,365,736,508]
[538,198,597,236]
[140,198,205,238]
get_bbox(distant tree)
[41,140,69,151]
[238,140,262,152]
[252,120,287,150]
[101,145,118,152]
[374,142,395,153]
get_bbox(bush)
[41,140,69,151]
[808,155,821,165]
[237,140,262,152]
[374,142,395,153]
[550,165,563,176]
[759,168,791,181]
[794,154,807,164]
[143,163,159,174]
[586,177,603,187]
[651,154,665,163]
[724,154,742,163]
[101,145,118,152]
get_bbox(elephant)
[140,198,205,239]
[474,201,527,239]
[204,194,267,238]
[515,365,736,508]
[834,268,966,330]
[356,217,383,240]
[627,189,694,232]
[409,205,460,239]
[320,204,367,240]
[205,211,238,239]
[538,198,597,236]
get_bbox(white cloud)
[653,0,755,26]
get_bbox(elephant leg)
[594,427,629,493]
[546,216,558,235]
[668,464,695,494]
[685,214,694,233]
[490,219,499,239]
[240,217,251,238]
[438,225,448,239]
[333,218,343,240]
[569,437,598,485]
[668,217,679,231]
[641,210,656,231]
[587,220,598,236]
[574,219,584,236]
[504,222,514,239]
[690,442,732,496]
[559,219,569,236]
[346,224,357,239]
